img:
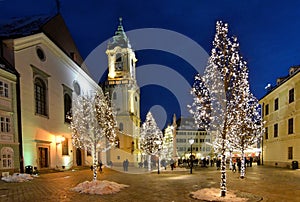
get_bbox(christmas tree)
[189,21,262,196]
[140,112,163,171]
[70,91,117,181]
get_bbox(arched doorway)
[76,148,82,166]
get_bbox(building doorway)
[38,147,49,168]
[76,148,82,166]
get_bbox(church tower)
[103,18,140,164]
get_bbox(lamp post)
[155,140,162,174]
[189,138,194,174]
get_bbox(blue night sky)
[1,0,300,128]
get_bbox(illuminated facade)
[259,66,300,168]
[175,117,212,160]
[1,14,101,171]
[102,18,141,166]
[0,57,20,175]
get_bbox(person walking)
[237,158,242,173]
[99,160,103,173]
[123,160,126,172]
[125,159,129,171]
[232,162,236,172]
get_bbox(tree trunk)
[220,139,226,197]
[240,149,245,179]
[92,147,98,181]
[148,155,151,171]
[229,150,233,170]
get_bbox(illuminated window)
[62,138,69,155]
[1,147,13,168]
[34,78,47,116]
[0,116,10,133]
[0,81,9,98]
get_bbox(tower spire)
[108,17,131,49]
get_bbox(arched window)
[113,92,117,100]
[34,77,47,116]
[1,147,13,168]
[64,93,72,123]
[115,53,122,62]
[115,53,123,71]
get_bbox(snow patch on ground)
[1,173,34,183]
[70,180,129,195]
[191,188,247,202]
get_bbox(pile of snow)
[1,173,34,183]
[70,180,129,195]
[191,188,247,202]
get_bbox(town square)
[1,0,300,201]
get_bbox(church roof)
[0,13,89,74]
[107,17,131,49]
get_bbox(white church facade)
[0,14,101,173]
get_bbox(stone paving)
[0,164,300,202]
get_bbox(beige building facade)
[259,66,300,168]
[0,57,20,175]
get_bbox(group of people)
[90,160,103,173]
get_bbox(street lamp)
[189,138,194,174]
[155,140,162,174]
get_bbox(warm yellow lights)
[108,70,116,79]
[56,136,65,144]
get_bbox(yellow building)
[259,66,300,168]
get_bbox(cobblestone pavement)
[0,165,300,202]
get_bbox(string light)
[189,21,263,197]
[70,91,117,181]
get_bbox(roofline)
[259,68,300,101]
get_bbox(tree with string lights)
[140,112,163,171]
[227,40,264,178]
[70,92,117,181]
[189,21,262,197]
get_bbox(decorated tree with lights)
[161,125,174,162]
[227,42,263,178]
[189,21,257,197]
[71,92,117,181]
[140,112,163,171]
